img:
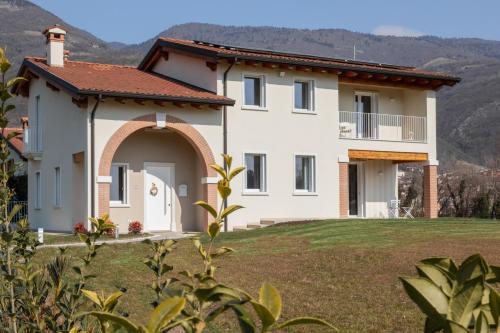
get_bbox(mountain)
[1,2,498,168]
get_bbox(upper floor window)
[294,80,314,112]
[110,163,128,206]
[244,153,267,193]
[244,75,265,108]
[294,155,316,193]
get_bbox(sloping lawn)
[35,218,500,332]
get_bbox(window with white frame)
[294,80,314,111]
[244,153,266,192]
[244,75,265,108]
[295,155,316,192]
[54,166,61,207]
[110,163,128,205]
[35,171,41,209]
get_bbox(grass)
[34,218,500,332]
[40,232,151,245]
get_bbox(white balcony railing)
[23,127,43,157]
[339,111,427,143]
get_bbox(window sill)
[242,105,268,112]
[34,207,41,211]
[242,191,269,196]
[53,205,62,210]
[292,109,317,115]
[292,191,318,196]
[110,203,131,208]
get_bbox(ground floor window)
[244,153,266,192]
[110,163,128,205]
[295,155,316,193]
[54,166,61,207]
[35,171,41,209]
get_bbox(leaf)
[210,164,227,179]
[273,317,338,331]
[228,166,245,180]
[259,283,282,321]
[217,180,231,199]
[6,77,26,89]
[475,311,490,333]
[103,291,124,312]
[207,222,220,239]
[417,264,453,297]
[421,257,458,279]
[230,303,256,333]
[194,285,241,303]
[211,247,234,258]
[400,277,449,319]
[425,317,445,333]
[456,254,488,285]
[489,288,500,325]
[221,205,244,220]
[194,200,217,218]
[84,311,139,332]
[147,296,185,333]
[81,289,103,308]
[446,321,470,333]
[486,266,500,283]
[250,301,276,330]
[448,276,484,327]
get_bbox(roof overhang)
[139,39,460,90]
[13,59,235,108]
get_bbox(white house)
[13,25,460,233]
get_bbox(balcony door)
[354,92,378,139]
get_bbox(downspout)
[90,94,102,218]
[222,59,236,232]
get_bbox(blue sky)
[30,0,499,44]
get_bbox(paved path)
[38,232,195,249]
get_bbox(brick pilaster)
[339,162,349,218]
[423,164,438,218]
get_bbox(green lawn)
[34,218,500,332]
[41,232,151,245]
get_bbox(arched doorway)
[98,114,217,231]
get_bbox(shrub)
[73,222,87,235]
[105,222,117,237]
[128,220,143,234]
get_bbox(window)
[244,153,266,192]
[110,163,128,205]
[35,95,42,151]
[295,155,316,193]
[54,167,61,207]
[244,75,265,108]
[35,171,41,209]
[294,80,314,111]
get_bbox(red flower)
[73,222,87,235]
[128,221,143,234]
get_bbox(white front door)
[144,163,175,231]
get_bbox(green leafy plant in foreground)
[83,154,337,332]
[401,253,500,332]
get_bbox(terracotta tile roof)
[20,57,234,105]
[1,128,24,156]
[144,37,460,83]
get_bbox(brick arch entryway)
[97,113,217,229]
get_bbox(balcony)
[339,111,427,143]
[23,127,43,159]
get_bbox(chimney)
[42,24,67,67]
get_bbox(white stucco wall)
[152,52,217,92]
[24,56,439,232]
[27,78,88,232]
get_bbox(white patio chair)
[402,200,415,219]
[388,199,401,219]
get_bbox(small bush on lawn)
[128,220,143,234]
[73,222,87,235]
[105,222,117,237]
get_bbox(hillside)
[1,2,498,168]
